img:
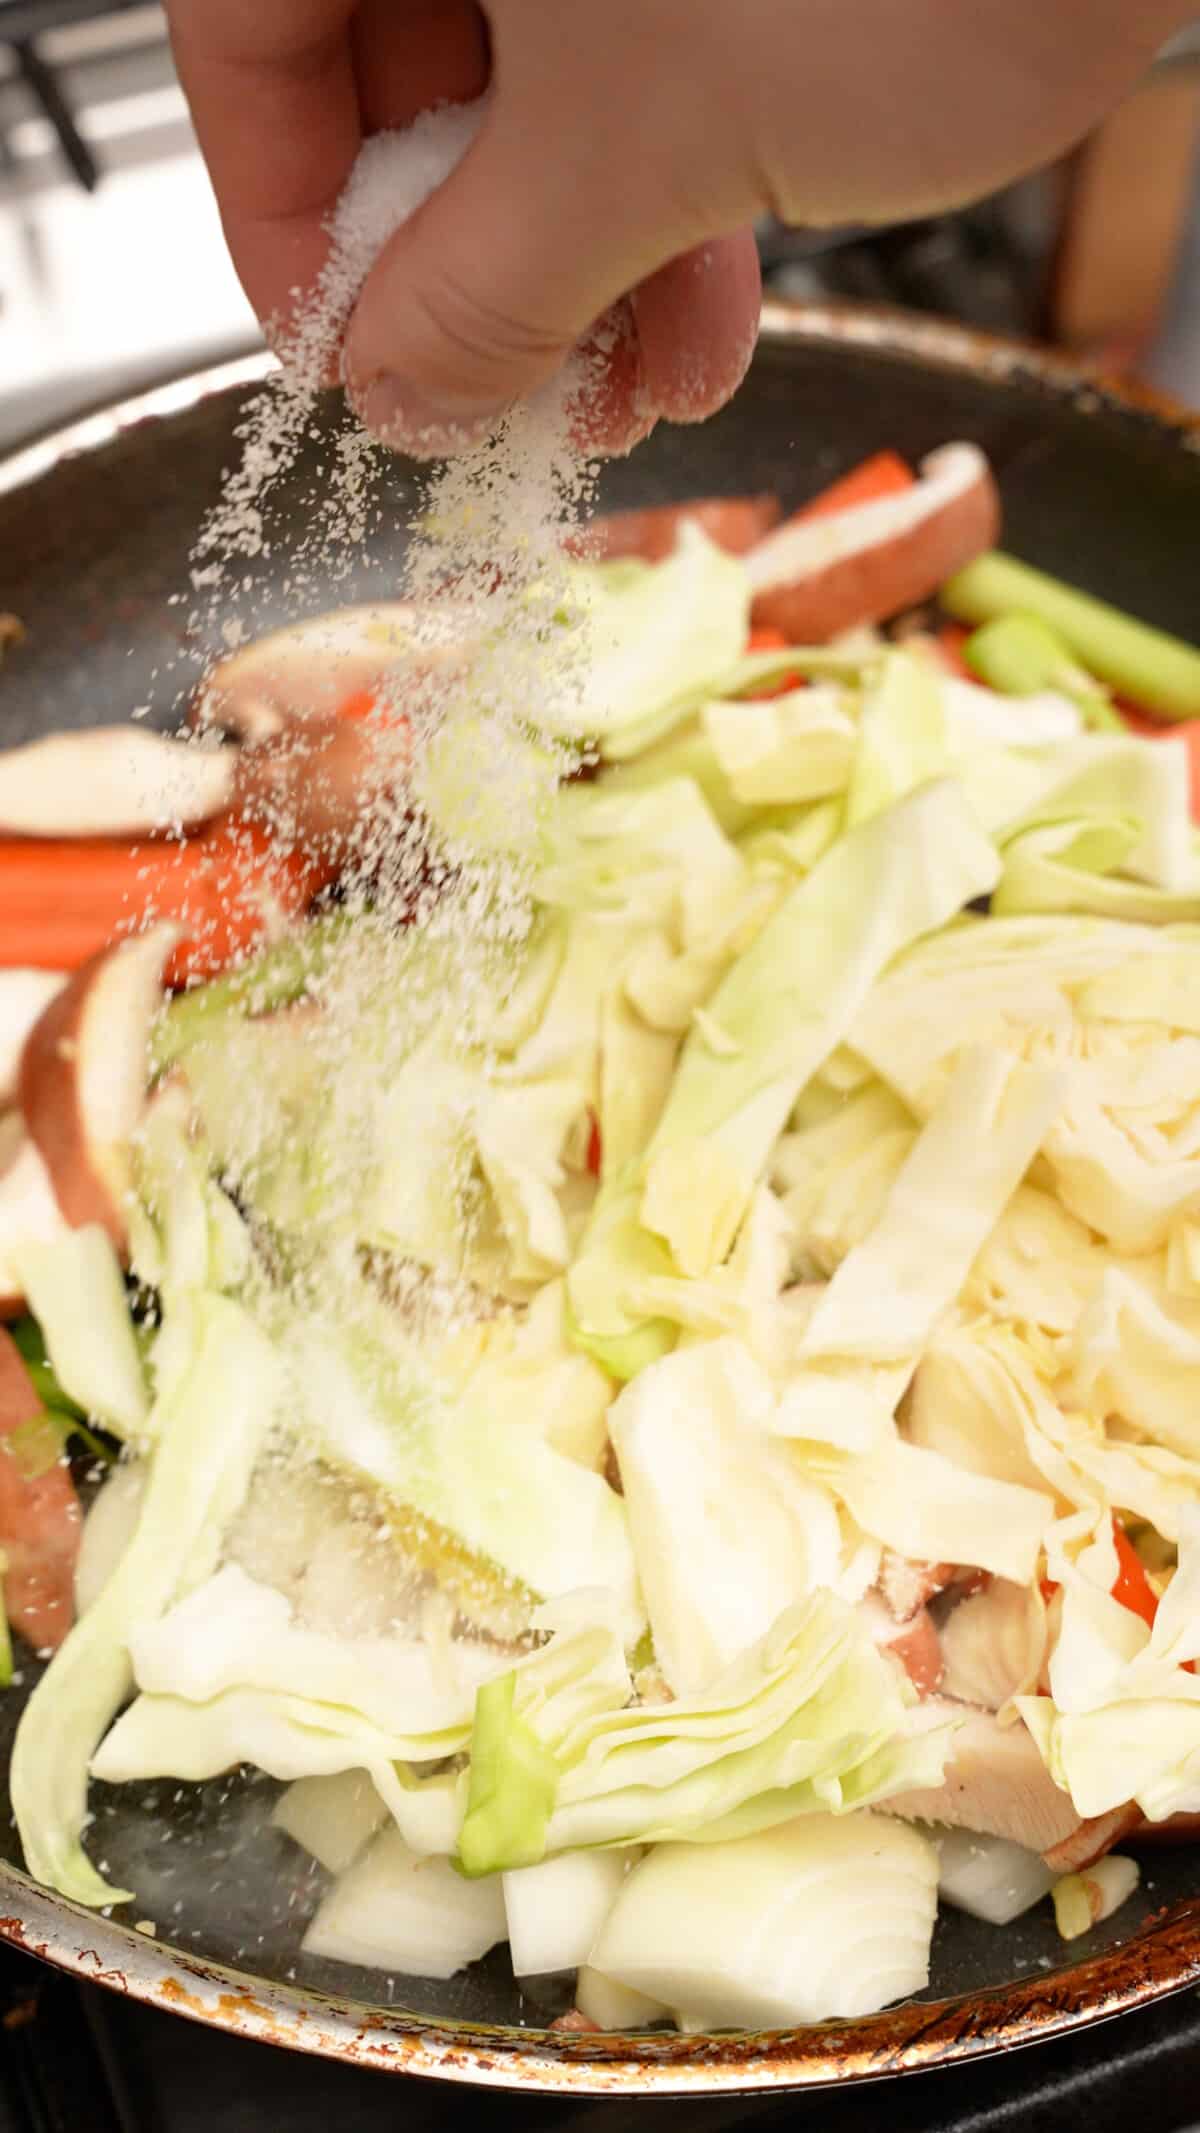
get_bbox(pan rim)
[1,296,1195,505]
[0,297,1198,2093]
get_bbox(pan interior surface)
[0,307,1198,2089]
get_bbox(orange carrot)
[335,688,381,723]
[1043,1516,1160,1634]
[585,1111,603,1179]
[1110,1520,1159,1631]
[0,826,333,985]
[934,622,975,680]
[743,622,805,699]
[797,451,915,522]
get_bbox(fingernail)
[353,374,500,458]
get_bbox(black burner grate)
[0,0,147,190]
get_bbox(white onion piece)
[935,1826,1055,1925]
[575,1965,668,2031]
[194,602,472,741]
[272,1771,387,1877]
[302,1825,506,1979]
[1053,1854,1140,1941]
[588,1814,938,2030]
[503,1849,634,1977]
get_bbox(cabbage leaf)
[11,1294,285,1905]
[456,1591,952,1874]
[566,779,1001,1380]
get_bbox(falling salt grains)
[179,98,606,1339]
[189,99,486,589]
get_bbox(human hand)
[168,0,1188,456]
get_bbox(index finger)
[166,0,361,332]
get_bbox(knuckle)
[415,268,569,377]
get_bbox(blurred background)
[0,4,1199,451]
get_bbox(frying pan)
[0,301,1199,2097]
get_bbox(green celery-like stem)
[151,911,352,1076]
[963,614,1126,733]
[943,552,1200,722]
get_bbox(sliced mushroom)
[231,714,408,861]
[879,1701,1087,1856]
[193,602,474,743]
[0,1135,71,1315]
[1042,1806,1143,1875]
[939,1578,1047,1713]
[861,1593,943,1696]
[744,443,1001,644]
[18,923,179,1250]
[0,973,66,1109]
[565,495,782,565]
[878,1550,957,1624]
[0,728,235,839]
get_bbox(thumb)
[340,99,692,455]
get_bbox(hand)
[168,0,1188,456]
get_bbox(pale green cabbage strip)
[15,540,1200,2000]
[13,1296,284,1905]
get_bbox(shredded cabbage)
[17,508,1200,2026]
[13,1295,285,1904]
[457,1590,952,1875]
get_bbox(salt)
[182,99,602,1345]
[323,103,486,375]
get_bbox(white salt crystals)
[304,98,488,401]
[180,97,605,1339]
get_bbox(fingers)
[566,235,763,460]
[342,127,599,445]
[172,0,760,458]
[631,232,762,425]
[166,0,360,331]
[341,89,762,458]
[166,0,488,339]
[350,0,488,136]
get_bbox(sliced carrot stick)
[1043,1516,1161,1636]
[334,689,382,724]
[796,451,915,521]
[1110,1521,1159,1631]
[0,826,333,984]
[332,689,410,729]
[934,622,975,680]
[742,622,806,699]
